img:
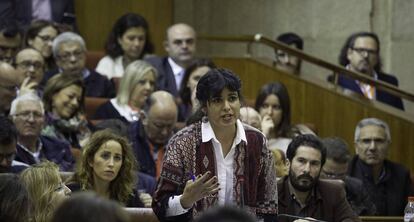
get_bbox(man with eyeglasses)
[348,118,413,216]
[0,62,22,116]
[321,137,376,216]
[42,32,115,98]
[9,93,75,171]
[334,32,404,110]
[15,48,45,94]
[0,116,27,173]
[146,23,197,96]
[128,90,178,178]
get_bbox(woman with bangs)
[20,161,71,222]
[67,129,148,207]
[93,60,157,124]
[96,13,154,80]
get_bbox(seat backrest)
[84,97,110,120]
[125,208,159,222]
[86,51,105,70]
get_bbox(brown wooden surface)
[359,216,403,221]
[212,57,414,171]
[74,0,173,55]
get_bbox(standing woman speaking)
[152,68,278,222]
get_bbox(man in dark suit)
[278,134,359,222]
[0,0,77,30]
[334,32,404,110]
[146,23,196,96]
[348,118,413,216]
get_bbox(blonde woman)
[67,129,148,207]
[93,60,157,123]
[20,161,71,222]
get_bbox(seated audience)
[96,13,154,79]
[193,206,257,222]
[255,82,292,152]
[0,174,30,222]
[51,192,130,222]
[94,60,157,123]
[67,129,150,207]
[10,93,75,171]
[239,106,262,130]
[334,32,404,110]
[177,58,215,122]
[42,74,90,148]
[0,116,27,173]
[20,161,71,222]
[14,48,45,95]
[25,20,59,72]
[128,90,178,178]
[321,137,376,216]
[0,19,22,64]
[348,118,413,216]
[274,32,303,75]
[146,23,197,96]
[271,148,288,178]
[43,32,115,98]
[277,134,359,222]
[152,68,277,221]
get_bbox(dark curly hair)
[105,13,154,59]
[286,134,326,167]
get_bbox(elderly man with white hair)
[42,32,115,98]
[9,93,75,171]
[348,117,413,216]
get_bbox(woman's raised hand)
[179,171,220,209]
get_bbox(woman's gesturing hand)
[179,171,220,209]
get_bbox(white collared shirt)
[167,57,185,90]
[17,141,43,163]
[166,120,247,216]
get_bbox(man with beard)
[0,116,27,173]
[348,118,413,216]
[128,90,178,178]
[146,23,197,96]
[333,32,403,110]
[277,134,359,222]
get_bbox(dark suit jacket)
[336,72,404,110]
[278,176,359,222]
[145,56,179,96]
[14,0,76,28]
[348,156,413,216]
[15,135,75,171]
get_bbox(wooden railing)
[198,34,414,104]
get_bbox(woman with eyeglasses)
[67,129,149,207]
[96,13,154,80]
[20,161,71,222]
[25,20,60,72]
[42,74,91,149]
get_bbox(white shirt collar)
[201,119,247,145]
[110,98,139,122]
[168,57,185,76]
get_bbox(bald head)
[164,23,196,68]
[240,107,261,130]
[0,62,21,114]
[144,91,178,145]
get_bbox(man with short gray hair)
[348,117,413,216]
[42,32,115,98]
[10,93,75,171]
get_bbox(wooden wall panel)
[74,0,173,54]
[212,57,414,171]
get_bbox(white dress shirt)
[166,120,247,216]
[167,57,185,90]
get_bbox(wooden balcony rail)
[198,34,414,104]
